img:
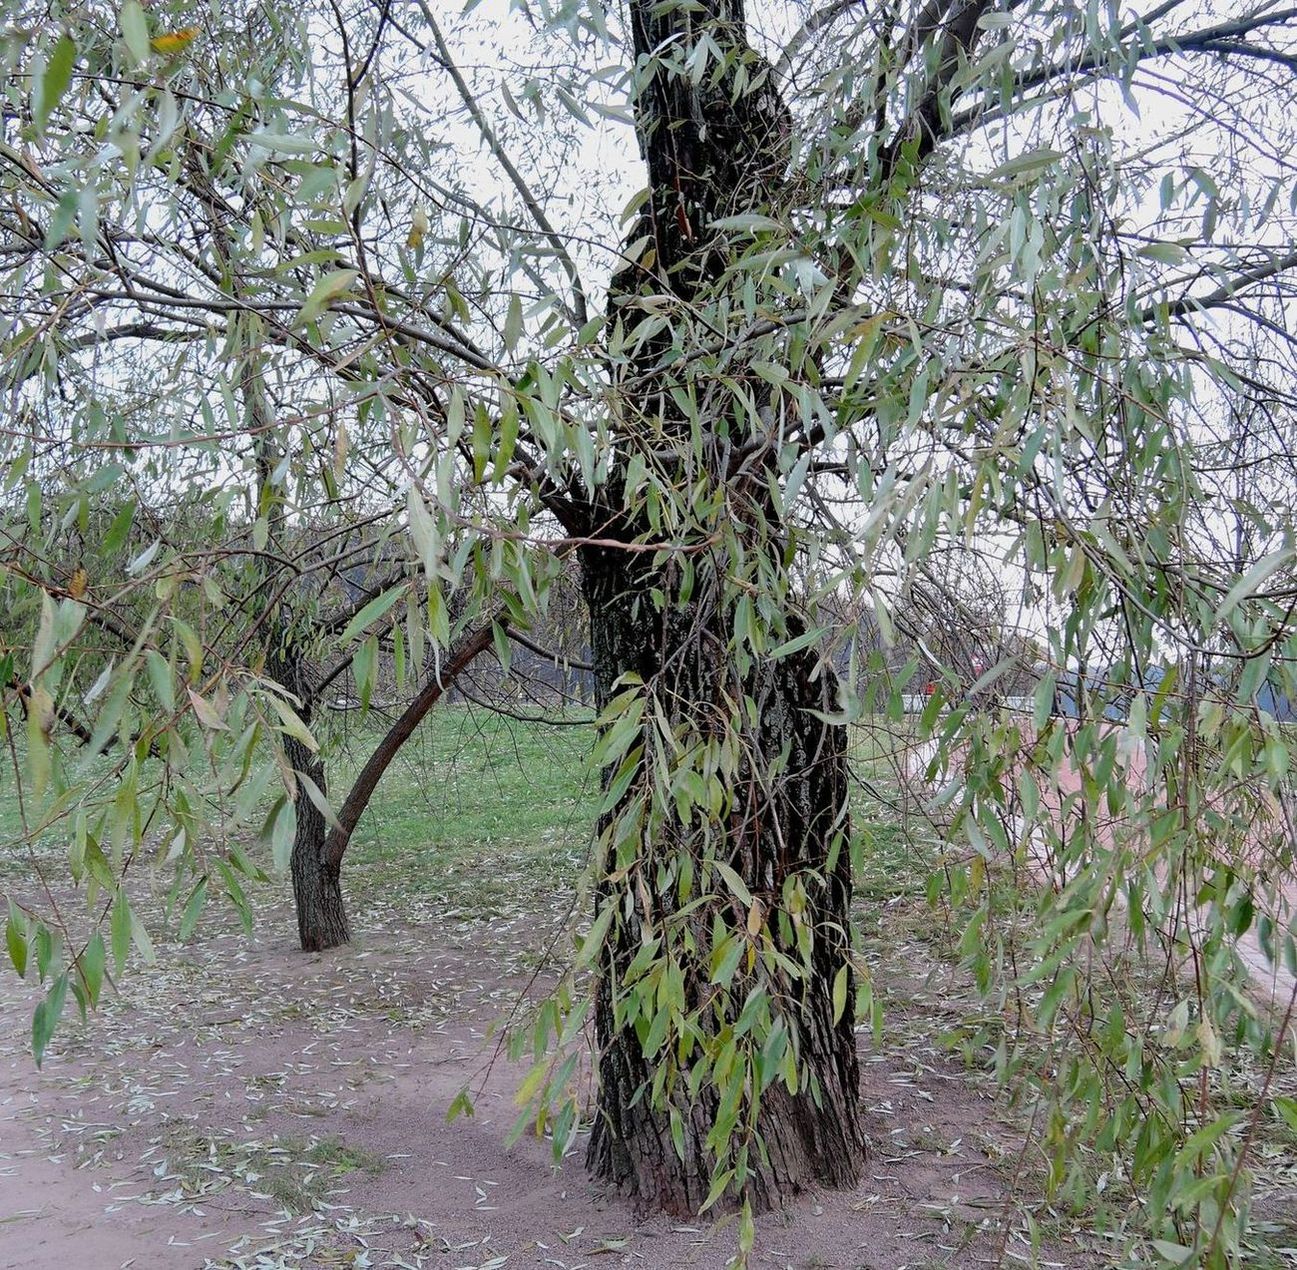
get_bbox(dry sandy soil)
[0,865,1095,1270]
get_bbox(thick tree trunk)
[577,0,865,1215]
[580,548,866,1215]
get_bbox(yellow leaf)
[1197,1018,1222,1068]
[67,567,88,598]
[333,421,349,480]
[150,26,199,54]
[406,206,428,249]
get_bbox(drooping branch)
[776,0,867,78]
[506,626,594,674]
[7,676,95,747]
[414,0,590,329]
[316,565,413,640]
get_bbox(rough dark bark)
[577,0,866,1216]
[285,732,351,952]
[267,636,352,951]
[580,549,866,1215]
[610,0,790,310]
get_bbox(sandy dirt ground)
[0,876,1088,1270]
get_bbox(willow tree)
[571,1,871,1213]
[6,0,1297,1255]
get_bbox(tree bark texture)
[285,731,351,952]
[580,545,866,1214]
[267,637,351,952]
[579,6,868,1205]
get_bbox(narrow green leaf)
[1274,1096,1297,1133]
[102,500,135,554]
[129,910,155,965]
[120,0,150,64]
[177,877,207,941]
[296,771,341,831]
[6,902,28,978]
[576,903,615,968]
[1217,547,1291,621]
[987,148,1061,179]
[247,131,320,155]
[832,963,849,1025]
[713,861,753,909]
[110,889,130,975]
[504,294,523,351]
[1138,242,1190,265]
[36,34,76,129]
[338,584,405,646]
[32,972,69,1067]
[768,626,821,661]
[297,268,359,324]
[265,694,318,751]
[79,933,105,1007]
[270,796,295,873]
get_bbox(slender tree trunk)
[197,157,352,952]
[285,732,351,951]
[319,618,498,873]
[578,0,865,1214]
[273,606,499,951]
[267,638,352,951]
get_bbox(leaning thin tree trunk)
[578,0,866,1213]
[320,618,499,872]
[276,601,501,951]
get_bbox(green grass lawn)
[335,705,600,919]
[0,702,926,885]
[332,707,936,932]
[0,702,933,943]
[337,705,598,864]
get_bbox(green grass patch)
[334,705,598,915]
[337,705,596,862]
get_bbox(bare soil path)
[0,880,1083,1270]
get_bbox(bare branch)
[413,0,591,329]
